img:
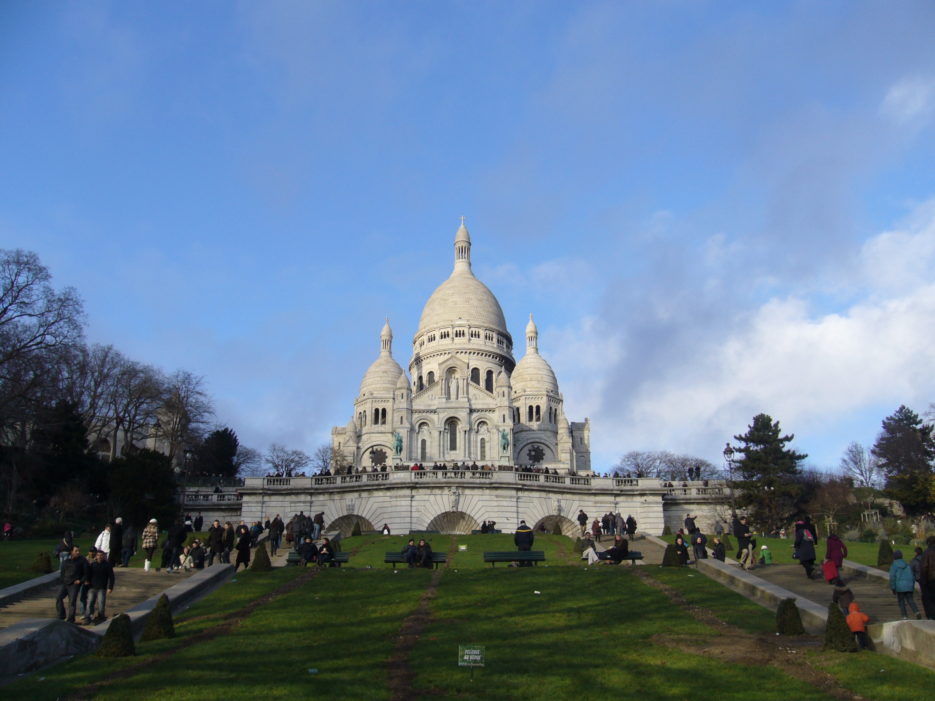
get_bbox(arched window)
[480,438,486,460]
[535,405,541,422]
[417,375,424,391]
[485,370,493,392]
[420,439,427,461]
[381,408,387,425]
[470,368,480,385]
[427,371,435,385]
[373,408,380,425]
[527,405,533,422]
[446,418,458,451]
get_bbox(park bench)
[620,551,643,565]
[322,552,349,567]
[483,551,545,567]
[471,529,502,534]
[384,552,447,569]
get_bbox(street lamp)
[723,442,736,518]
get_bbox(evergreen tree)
[776,598,805,635]
[731,414,808,531]
[824,603,857,652]
[877,539,894,568]
[871,405,935,517]
[194,427,239,481]
[141,593,175,641]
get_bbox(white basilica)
[331,220,591,473]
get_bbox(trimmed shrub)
[31,551,53,574]
[351,520,362,537]
[573,537,586,554]
[96,614,135,657]
[251,542,272,572]
[824,602,857,652]
[141,594,175,641]
[661,544,682,567]
[776,598,805,635]
[877,539,894,568]
[662,524,672,536]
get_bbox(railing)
[180,492,243,504]
[239,473,724,494]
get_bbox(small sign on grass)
[458,644,485,667]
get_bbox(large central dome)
[416,220,510,338]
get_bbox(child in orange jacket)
[846,602,871,650]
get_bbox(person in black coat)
[318,537,336,567]
[711,537,726,562]
[402,538,418,567]
[207,519,225,566]
[109,518,124,568]
[55,545,89,623]
[234,530,252,572]
[674,536,690,566]
[298,536,318,566]
[514,520,535,567]
[83,549,115,624]
[795,529,817,579]
[416,539,433,568]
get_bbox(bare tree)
[264,443,311,477]
[615,450,717,480]
[106,358,164,460]
[840,441,881,489]
[616,451,664,477]
[312,444,333,474]
[153,370,214,464]
[234,445,263,477]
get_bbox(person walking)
[141,518,159,572]
[234,528,252,572]
[222,521,235,564]
[120,522,136,567]
[796,529,817,579]
[83,549,115,624]
[889,550,922,620]
[55,545,88,623]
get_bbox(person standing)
[626,514,637,537]
[825,533,848,570]
[577,510,588,536]
[269,514,284,556]
[312,512,325,540]
[120,523,137,568]
[889,550,922,620]
[83,549,115,624]
[193,513,204,532]
[94,524,112,561]
[684,514,697,535]
[207,519,224,566]
[736,517,754,569]
[141,518,160,572]
[109,518,124,568]
[55,545,88,623]
[222,521,235,564]
[514,519,534,566]
[692,533,708,562]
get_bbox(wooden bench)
[384,552,447,570]
[483,551,545,567]
[621,551,643,565]
[319,552,349,567]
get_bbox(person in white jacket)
[94,524,112,558]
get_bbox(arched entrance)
[328,514,376,537]
[425,510,479,534]
[532,515,577,537]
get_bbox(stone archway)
[425,510,479,534]
[532,515,577,537]
[329,514,376,537]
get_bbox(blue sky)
[2,1,935,472]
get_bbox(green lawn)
[6,535,935,700]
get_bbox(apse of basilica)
[331,220,591,473]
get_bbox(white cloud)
[581,198,935,468]
[881,76,935,126]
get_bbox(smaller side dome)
[496,370,510,388]
[359,320,404,395]
[395,373,410,391]
[511,313,559,396]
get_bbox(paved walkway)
[750,563,910,623]
[0,567,199,630]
